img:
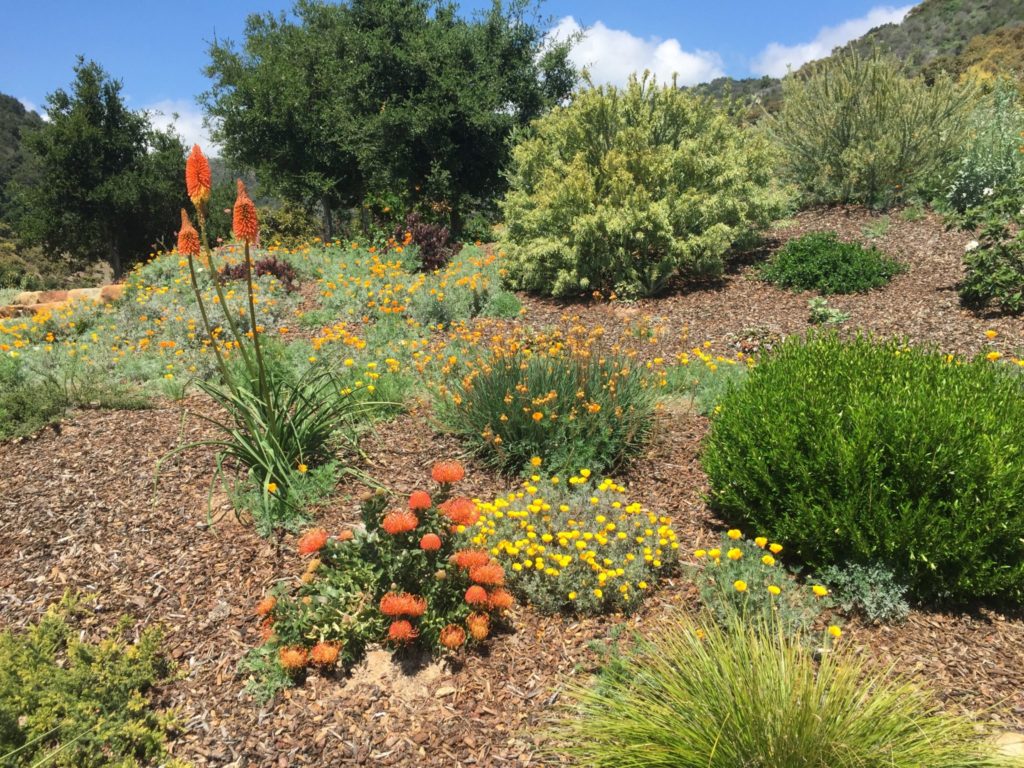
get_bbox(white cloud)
[548,16,724,88]
[752,5,914,77]
[18,98,49,121]
[143,99,215,152]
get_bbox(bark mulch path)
[1,207,1023,766]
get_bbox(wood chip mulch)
[1,206,1022,766]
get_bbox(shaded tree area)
[202,0,575,238]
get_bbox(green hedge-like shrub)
[0,595,180,767]
[550,611,1006,768]
[760,232,904,294]
[768,51,972,208]
[702,334,1024,604]
[960,220,1024,314]
[500,73,788,299]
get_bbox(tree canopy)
[202,0,575,236]
[15,57,186,276]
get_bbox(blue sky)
[1,1,915,146]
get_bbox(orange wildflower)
[453,549,490,569]
[439,624,466,649]
[177,209,200,256]
[255,595,277,616]
[408,490,432,510]
[258,619,274,642]
[419,533,442,551]
[488,588,514,611]
[310,641,341,666]
[278,646,307,670]
[440,497,479,526]
[465,585,489,605]
[431,460,465,484]
[232,179,259,243]
[388,619,418,643]
[185,144,212,207]
[381,510,419,535]
[336,529,354,542]
[469,563,505,586]
[297,528,329,556]
[466,612,490,641]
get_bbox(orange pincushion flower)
[465,585,489,605]
[488,588,514,611]
[469,563,505,586]
[440,497,479,526]
[419,532,442,551]
[439,624,466,649]
[379,592,427,617]
[381,510,418,535]
[278,646,307,670]
[336,529,354,542]
[255,595,277,616]
[310,641,341,666]
[177,209,201,256]
[466,612,490,641]
[388,619,418,643]
[453,549,490,569]
[233,179,259,243]
[259,619,275,642]
[185,144,212,207]
[431,461,465,484]
[297,528,329,555]
[408,490,432,510]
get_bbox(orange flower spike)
[233,179,259,243]
[177,209,201,256]
[185,144,212,207]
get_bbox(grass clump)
[549,611,1006,767]
[760,231,904,294]
[702,333,1024,604]
[0,594,181,768]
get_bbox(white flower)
[983,187,994,197]
[965,240,980,252]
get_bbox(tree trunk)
[322,197,334,241]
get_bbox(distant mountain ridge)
[692,0,1024,110]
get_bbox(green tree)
[0,93,43,227]
[202,0,575,237]
[15,58,186,276]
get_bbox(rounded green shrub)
[760,231,904,294]
[499,73,788,299]
[960,220,1024,314]
[702,333,1024,604]
[551,611,1006,768]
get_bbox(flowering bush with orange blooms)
[690,529,828,637]
[435,324,658,477]
[473,473,679,615]
[242,462,512,701]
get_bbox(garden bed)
[1,206,1023,765]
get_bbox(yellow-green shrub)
[500,73,788,298]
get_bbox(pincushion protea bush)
[241,462,513,701]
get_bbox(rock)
[99,283,125,303]
[994,731,1024,758]
[67,287,102,302]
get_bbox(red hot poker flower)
[233,179,259,243]
[177,209,200,256]
[185,144,212,207]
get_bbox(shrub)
[500,73,787,298]
[960,219,1024,314]
[946,79,1024,219]
[259,201,321,248]
[549,611,1005,768]
[472,474,680,615]
[0,594,180,768]
[244,463,510,700]
[394,212,458,271]
[0,355,65,441]
[759,232,904,294]
[816,562,911,624]
[691,529,826,636]
[768,51,973,208]
[702,334,1024,604]
[435,325,658,477]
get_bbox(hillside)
[0,93,43,222]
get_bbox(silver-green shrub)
[768,51,973,208]
[500,73,788,298]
